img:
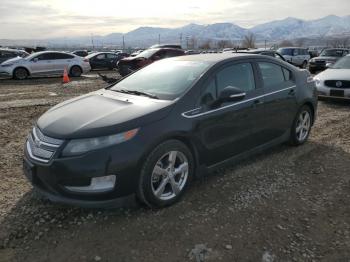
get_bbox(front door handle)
[253,99,263,105]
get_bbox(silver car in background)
[0,51,91,80]
[314,55,350,99]
[277,47,310,68]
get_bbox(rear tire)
[137,140,194,208]
[13,67,29,80]
[70,65,82,77]
[289,105,313,146]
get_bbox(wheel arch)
[301,101,315,125]
[138,133,201,179]
[13,66,30,77]
[69,64,83,74]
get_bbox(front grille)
[26,127,64,163]
[325,80,350,88]
[314,60,326,64]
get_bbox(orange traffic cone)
[62,68,70,84]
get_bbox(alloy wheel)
[14,68,28,80]
[296,110,311,142]
[151,151,189,201]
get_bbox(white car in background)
[0,51,91,80]
[314,55,350,99]
[277,47,310,68]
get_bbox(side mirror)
[217,86,246,104]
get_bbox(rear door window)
[258,62,294,91]
[52,53,74,60]
[36,53,55,60]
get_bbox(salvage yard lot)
[0,74,350,261]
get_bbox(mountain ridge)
[1,15,349,47]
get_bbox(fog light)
[65,175,116,193]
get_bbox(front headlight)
[1,64,13,67]
[62,128,139,156]
[313,77,321,87]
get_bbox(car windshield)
[277,48,293,56]
[135,49,158,59]
[320,49,344,57]
[25,52,41,60]
[85,53,101,59]
[332,56,350,69]
[110,59,210,100]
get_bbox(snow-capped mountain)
[251,15,350,39]
[1,15,349,47]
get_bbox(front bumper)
[23,136,143,208]
[0,68,12,77]
[316,85,350,99]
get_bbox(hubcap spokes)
[151,151,189,201]
[296,111,311,141]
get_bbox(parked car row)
[0,51,90,79]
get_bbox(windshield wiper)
[115,89,159,99]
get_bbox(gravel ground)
[0,73,350,262]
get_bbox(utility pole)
[91,33,95,50]
[264,39,267,50]
[122,35,125,51]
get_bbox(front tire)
[289,105,313,146]
[137,140,194,208]
[13,67,29,80]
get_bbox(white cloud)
[0,0,349,38]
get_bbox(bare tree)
[242,33,256,49]
[199,39,212,50]
[294,38,306,47]
[217,40,235,49]
[279,40,294,47]
[188,36,198,49]
[328,37,349,48]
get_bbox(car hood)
[1,56,24,65]
[316,69,350,80]
[37,89,174,139]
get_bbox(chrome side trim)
[182,86,296,119]
[230,92,246,98]
[26,141,49,163]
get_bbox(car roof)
[0,48,27,53]
[323,48,349,50]
[33,51,72,55]
[278,47,307,49]
[169,53,267,64]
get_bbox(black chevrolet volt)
[23,54,317,208]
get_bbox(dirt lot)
[0,73,350,262]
